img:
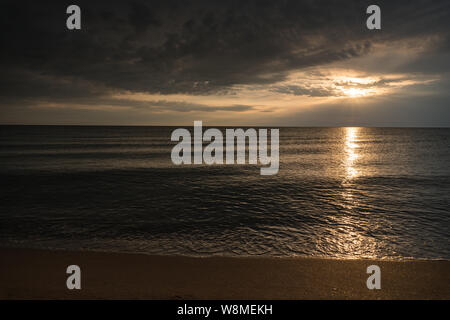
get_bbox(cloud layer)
[1,0,449,125]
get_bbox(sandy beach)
[0,248,448,299]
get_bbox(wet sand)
[0,248,448,299]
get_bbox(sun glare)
[341,87,373,97]
[344,127,359,178]
[332,75,381,98]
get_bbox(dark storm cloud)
[0,0,449,110]
[0,67,254,112]
[79,99,255,113]
[271,85,338,97]
[130,101,254,113]
[0,67,112,102]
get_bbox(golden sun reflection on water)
[324,127,382,259]
[344,127,359,179]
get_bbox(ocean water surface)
[1,126,449,259]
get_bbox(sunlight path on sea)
[328,127,382,259]
[345,127,359,180]
[341,127,360,209]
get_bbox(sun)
[341,87,372,97]
[332,75,381,98]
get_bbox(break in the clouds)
[0,0,449,125]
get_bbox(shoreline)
[1,247,449,299]
[3,245,449,262]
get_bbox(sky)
[1,0,449,126]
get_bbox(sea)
[1,126,449,260]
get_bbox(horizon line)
[1,124,450,129]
